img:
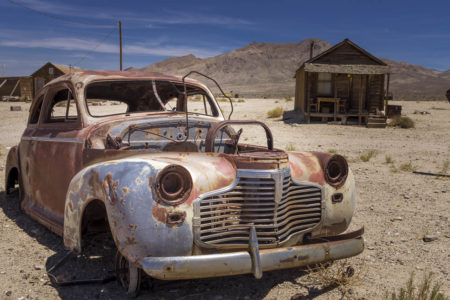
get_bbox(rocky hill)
[130,38,449,100]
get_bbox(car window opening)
[85,80,218,118]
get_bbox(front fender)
[288,151,356,237]
[64,153,237,266]
[64,159,195,265]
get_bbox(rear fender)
[5,145,19,193]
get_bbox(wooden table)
[317,97,340,113]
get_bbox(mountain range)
[129,38,449,100]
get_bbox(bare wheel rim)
[115,250,141,296]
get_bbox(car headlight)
[155,165,192,205]
[324,154,348,188]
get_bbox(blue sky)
[1,0,449,76]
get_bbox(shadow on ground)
[1,190,339,299]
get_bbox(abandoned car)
[5,70,364,294]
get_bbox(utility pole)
[1,64,5,77]
[119,21,123,71]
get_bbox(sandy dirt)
[0,99,449,300]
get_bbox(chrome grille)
[196,170,322,247]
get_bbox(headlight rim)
[155,165,192,205]
[324,154,348,188]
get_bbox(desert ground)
[0,99,449,300]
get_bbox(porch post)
[358,76,363,125]
[306,72,310,124]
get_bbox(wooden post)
[358,75,363,125]
[333,74,337,121]
[10,79,20,97]
[306,72,310,123]
[386,73,390,110]
[119,21,123,71]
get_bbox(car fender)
[64,153,237,266]
[288,151,355,237]
[5,145,19,193]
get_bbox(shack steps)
[367,116,387,128]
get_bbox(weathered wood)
[304,63,389,74]
[358,76,363,125]
[306,72,310,124]
[10,79,20,97]
[294,39,390,126]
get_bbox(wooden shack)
[31,62,83,97]
[0,76,33,101]
[294,39,390,127]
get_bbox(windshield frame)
[83,79,220,118]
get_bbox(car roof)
[44,70,205,89]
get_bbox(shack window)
[45,88,78,123]
[29,95,44,124]
[317,72,332,96]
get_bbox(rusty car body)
[5,70,363,294]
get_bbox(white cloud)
[0,36,223,58]
[7,0,251,27]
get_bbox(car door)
[19,90,46,211]
[23,82,85,235]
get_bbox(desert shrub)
[399,162,415,172]
[238,99,245,103]
[360,150,376,162]
[267,107,283,118]
[284,94,293,101]
[307,259,366,297]
[441,160,450,174]
[328,149,337,154]
[389,116,415,129]
[384,272,448,300]
[385,155,395,164]
[285,143,296,151]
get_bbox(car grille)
[196,170,322,248]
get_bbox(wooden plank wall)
[367,74,384,112]
[294,69,305,112]
[313,43,381,65]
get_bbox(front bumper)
[141,227,364,280]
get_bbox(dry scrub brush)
[360,150,377,162]
[389,116,415,129]
[306,259,367,297]
[384,272,448,300]
[267,106,283,118]
[285,143,296,151]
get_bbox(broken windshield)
[85,80,219,117]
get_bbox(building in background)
[31,62,84,97]
[294,39,390,127]
[0,62,83,101]
[0,76,33,101]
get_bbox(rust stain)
[136,178,142,184]
[125,236,137,245]
[121,187,129,195]
[309,170,325,185]
[289,160,304,178]
[152,205,168,224]
[280,254,309,263]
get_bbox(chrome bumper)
[141,227,364,280]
